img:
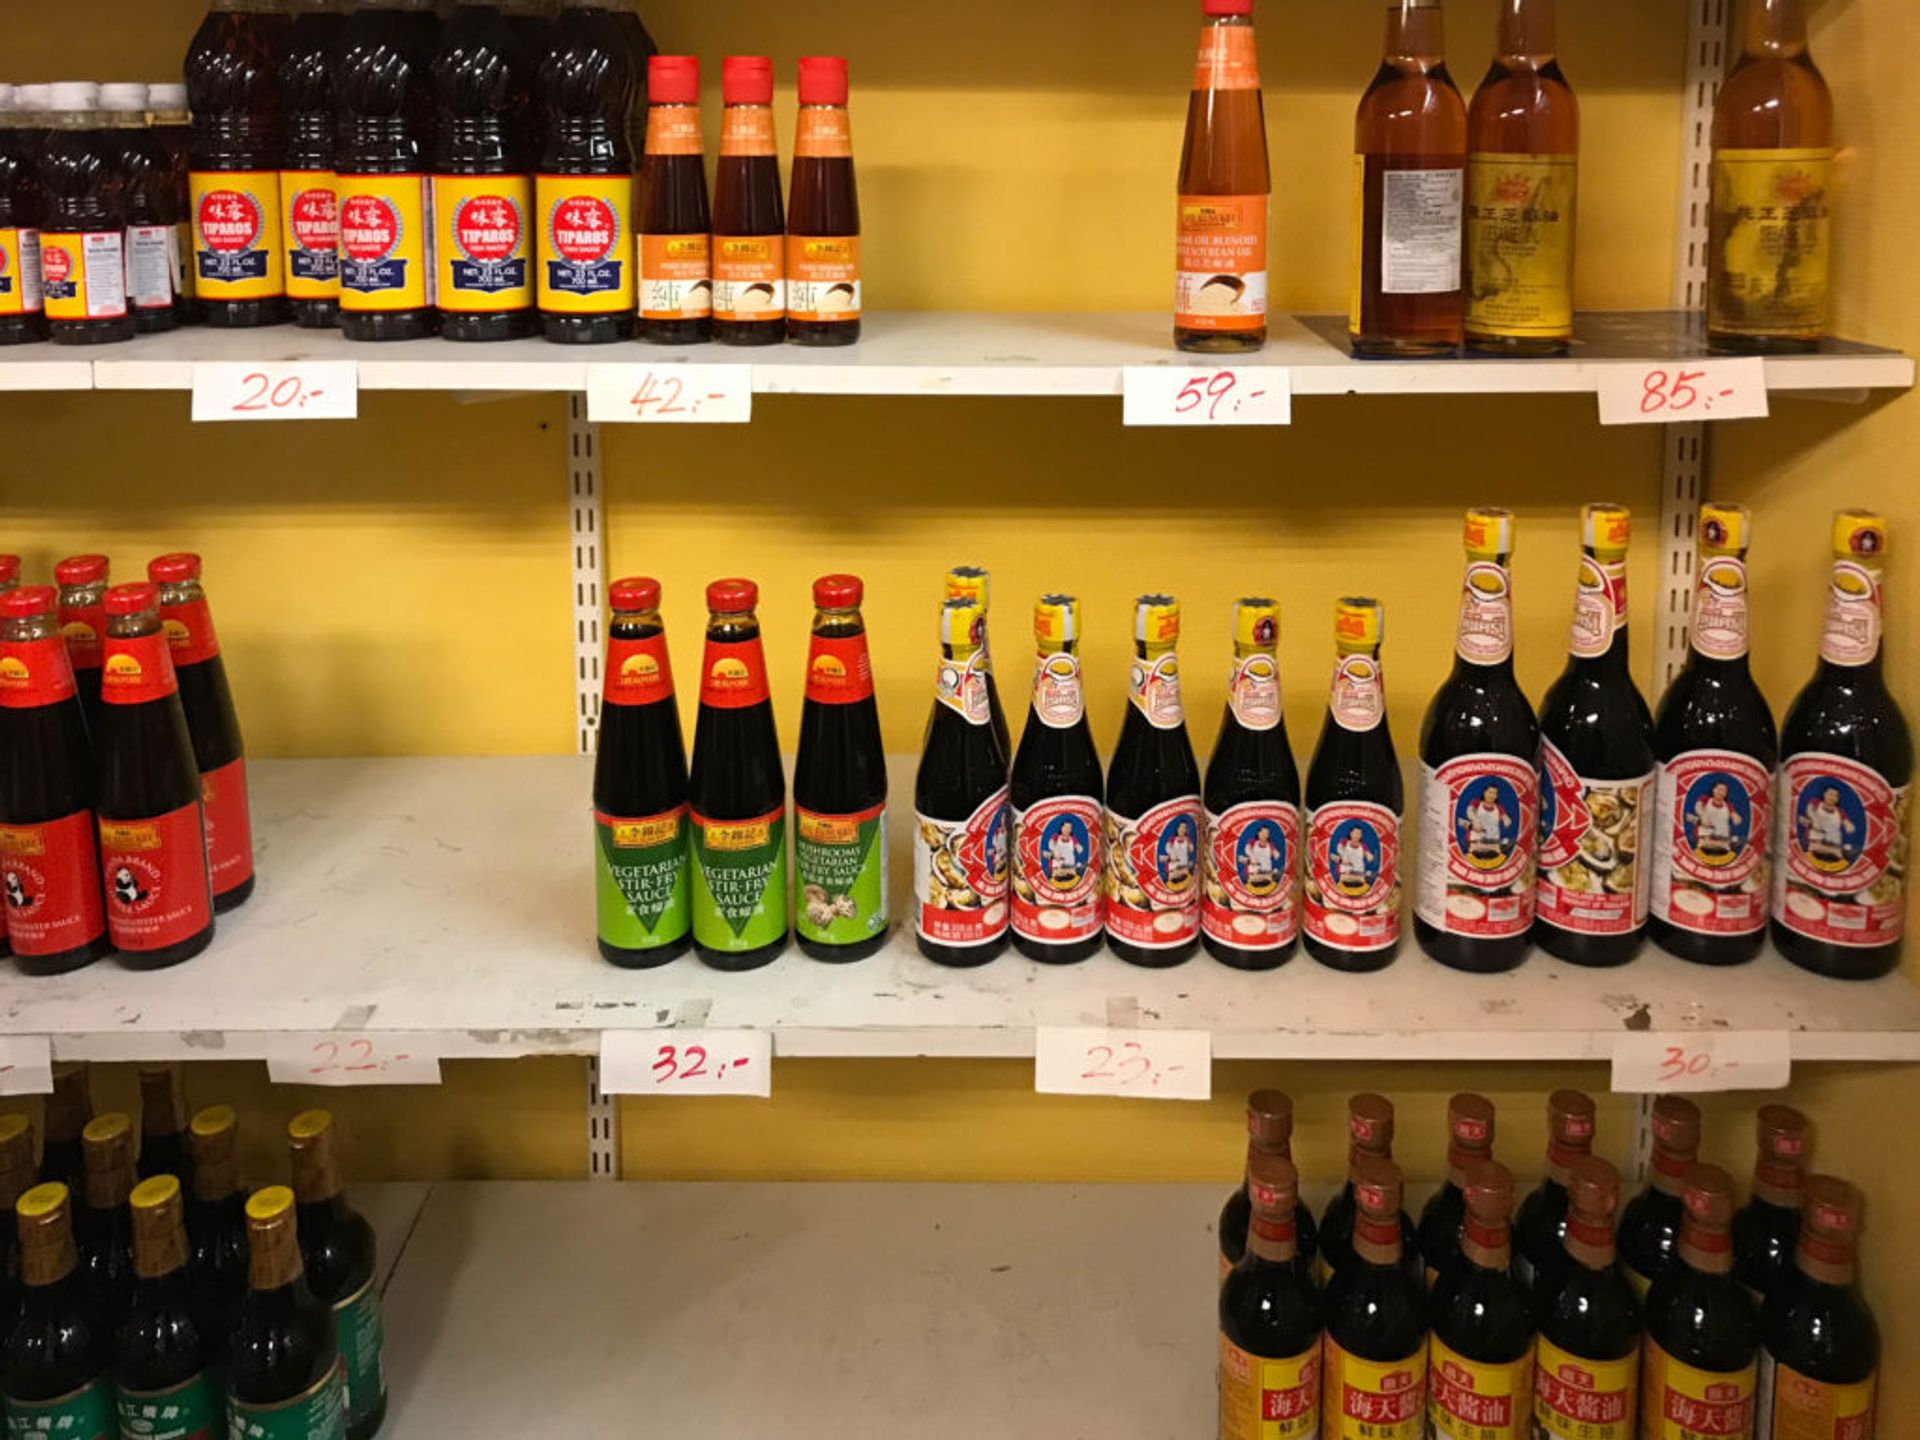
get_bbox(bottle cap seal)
[1566,1155,1621,1221]
[190,1104,237,1140]
[54,555,108,586]
[1034,594,1079,649]
[82,1112,132,1146]
[1756,1104,1810,1162]
[1350,1154,1403,1218]
[0,586,57,620]
[1246,1090,1293,1150]
[1203,0,1255,13]
[1802,1175,1859,1238]
[1463,1159,1516,1223]
[104,582,160,616]
[1348,1092,1394,1151]
[287,1108,333,1143]
[944,566,990,608]
[1246,1149,1298,1214]
[147,553,202,584]
[797,56,849,106]
[0,555,19,585]
[1333,596,1383,654]
[649,55,700,106]
[1650,1094,1701,1152]
[1234,597,1278,651]
[610,576,662,612]
[1582,503,1632,559]
[1548,1089,1596,1145]
[705,578,758,612]
[942,596,984,651]
[246,1185,295,1223]
[1699,503,1750,556]
[722,55,774,105]
[1681,1163,1736,1227]
[1463,507,1513,561]
[812,573,863,608]
[1448,1093,1495,1151]
[130,1174,180,1211]
[1833,509,1887,565]
[16,1181,67,1221]
[1135,594,1180,646]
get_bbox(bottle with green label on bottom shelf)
[286,1115,381,1440]
[226,1186,346,1440]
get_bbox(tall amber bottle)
[1351,0,1467,357]
[1174,0,1269,353]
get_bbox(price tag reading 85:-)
[1596,358,1769,426]
[1122,366,1292,427]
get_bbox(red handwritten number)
[1081,1041,1166,1086]
[681,1045,709,1079]
[1658,1046,1713,1082]
[235,372,272,411]
[1081,1044,1116,1080]
[233,373,316,414]
[631,373,694,418]
[1641,368,1710,417]
[1174,370,1250,421]
[651,1044,679,1081]
[344,1038,377,1073]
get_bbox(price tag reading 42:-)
[1123,366,1292,427]
[1597,358,1769,426]
[1034,1026,1212,1101]
[599,1029,773,1098]
[586,363,754,425]
[191,361,359,422]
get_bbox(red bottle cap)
[0,555,18,586]
[797,56,849,106]
[0,585,57,619]
[609,577,662,612]
[707,578,758,612]
[649,55,700,106]
[147,553,203,584]
[54,555,109,586]
[1203,0,1255,14]
[722,55,774,106]
[813,573,863,608]
[105,582,160,616]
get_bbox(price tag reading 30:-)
[1611,1031,1791,1094]
[600,1029,773,1097]
[1035,1026,1212,1101]
[587,363,754,424]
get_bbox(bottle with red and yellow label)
[638,55,711,344]
[1219,1150,1321,1440]
[1756,1175,1877,1440]
[1642,1165,1761,1440]
[55,555,109,739]
[712,56,786,346]
[0,86,49,347]
[1175,0,1269,353]
[39,84,135,347]
[788,57,860,347]
[1533,1156,1642,1440]
[1428,1161,1535,1440]
[278,0,346,329]
[1322,1155,1427,1440]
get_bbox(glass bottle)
[1532,1156,1641,1440]
[1319,1093,1417,1284]
[2,1183,117,1440]
[54,554,109,738]
[711,55,786,347]
[0,84,49,346]
[185,1105,248,1365]
[1175,0,1269,353]
[226,1186,346,1440]
[39,84,136,346]
[39,1062,92,1193]
[113,1176,221,1440]
[1756,1175,1878,1440]
[787,57,860,346]
[943,568,1010,758]
[279,0,346,327]
[1641,1165,1760,1440]
[1428,1161,1534,1440]
[0,1115,35,1325]
[136,1064,191,1183]
[76,1113,136,1340]
[1732,1104,1809,1306]
[1619,1095,1701,1298]
[1513,1088,1596,1289]
[1218,1152,1321,1440]
[1321,1156,1428,1437]
[1416,1092,1497,1286]
[289,1112,383,1440]
[101,85,183,334]
[1219,1090,1318,1281]
[637,55,712,344]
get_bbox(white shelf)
[6,756,1919,1066]
[0,311,1907,398]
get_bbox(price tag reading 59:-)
[1123,366,1292,427]
[1035,1026,1212,1101]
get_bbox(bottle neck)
[1569,552,1630,671]
[1496,0,1556,62]
[1563,1213,1617,1271]
[1690,552,1752,670]
[1751,1159,1805,1209]
[1544,1140,1588,1186]
[1818,559,1885,671]
[1678,1220,1734,1276]
[1455,555,1515,672]
[1461,1216,1512,1272]
[1745,0,1810,57]
[1795,1231,1855,1287]
[1446,1147,1489,1190]
[1650,1145,1693,1197]
[1353,1212,1403,1268]
[1384,0,1445,63]
[1248,1209,1298,1264]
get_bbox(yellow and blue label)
[337,174,433,313]
[536,174,633,315]
[190,171,286,300]
[434,175,534,313]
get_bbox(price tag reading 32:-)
[192,361,359,422]
[599,1029,773,1098]
[1035,1026,1212,1101]
[1123,366,1292,427]
[587,363,754,424]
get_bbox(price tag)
[586,363,754,424]
[191,361,359,422]
[1612,1031,1792,1094]
[1122,366,1291,426]
[265,1033,445,1087]
[1034,1026,1211,1101]
[599,1029,773,1097]
[0,1037,53,1096]
[1597,358,1768,426]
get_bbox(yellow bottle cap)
[130,1174,181,1211]
[1033,594,1079,650]
[16,1182,66,1220]
[1334,596,1384,654]
[941,596,984,657]
[0,1115,28,1147]
[944,566,990,609]
[1135,594,1180,647]
[1582,503,1632,559]
[1699,503,1750,556]
[82,1113,131,1145]
[287,1109,333,1143]
[190,1105,237,1139]
[1833,510,1888,564]
[1463,507,1514,561]
[1234,597,1279,651]
[246,1186,295,1223]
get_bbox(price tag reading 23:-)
[587,363,754,424]
[1034,1026,1212,1101]
[1123,366,1292,427]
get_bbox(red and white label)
[1128,652,1187,730]
[98,801,213,953]
[1455,561,1514,665]
[1303,800,1401,951]
[1030,652,1086,729]
[1692,556,1752,661]
[804,633,874,705]
[160,597,221,666]
[1104,795,1204,948]
[200,189,264,254]
[697,637,771,710]
[1818,561,1882,667]
[100,634,179,706]
[1011,795,1104,944]
[454,193,522,262]
[1202,800,1300,950]
[1569,556,1627,659]
[1535,741,1653,937]
[914,788,1011,949]
[201,757,255,899]
[289,184,338,254]
[1773,752,1908,947]
[936,650,993,726]
[603,633,673,707]
[0,636,79,708]
[1330,655,1385,732]
[1227,653,1281,730]
[553,195,618,263]
[1650,749,1772,936]
[1416,753,1537,939]
[0,812,106,957]
[339,193,401,262]
[58,603,103,675]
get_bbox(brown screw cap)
[1348,1093,1394,1153]
[1246,1090,1295,1152]
[1548,1090,1597,1148]
[1566,1156,1622,1224]
[1651,1096,1702,1154]
[1681,1163,1737,1229]
[1351,1154,1403,1220]
[1802,1175,1860,1241]
[1247,1150,1300,1217]
[1449,1094,1496,1153]
[1464,1159,1517,1225]
[1756,1105,1811,1163]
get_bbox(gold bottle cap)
[1833,509,1888,566]
[0,1115,35,1210]
[15,1181,77,1287]
[1135,595,1180,647]
[247,1184,297,1223]
[289,1109,344,1203]
[17,1180,67,1222]
[1699,503,1750,557]
[1033,594,1079,650]
[1463,507,1514,561]
[1334,596,1383,655]
[941,596,984,656]
[130,1174,188,1279]
[189,1105,240,1201]
[944,566,990,609]
[83,1112,135,1209]
[191,1103,237,1140]
[245,1185,303,1290]
[1582,503,1632,559]
[1233,597,1279,652]
[0,1113,30,1151]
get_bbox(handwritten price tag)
[599,1029,772,1098]
[1123,366,1291,427]
[586,363,754,424]
[265,1033,445,1087]
[192,362,359,422]
[0,1037,53,1096]
[1034,1026,1211,1101]
[1597,358,1768,426]
[1612,1031,1792,1094]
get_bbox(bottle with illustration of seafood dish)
[1650,504,1777,965]
[1733,1104,1809,1307]
[1321,1156,1428,1440]
[1772,510,1913,980]
[1202,598,1301,969]
[1641,1165,1760,1440]
[1416,1092,1497,1286]
[944,568,1011,759]
[1175,0,1270,353]
[1532,1157,1641,1440]
[1319,1093,1417,1284]
[1105,596,1203,967]
[1756,1175,1878,1440]
[1303,597,1402,971]
[1619,1094,1701,1298]
[914,596,1011,967]
[1009,595,1104,963]
[1535,504,1655,966]
[1218,1151,1321,1440]
[1416,508,1539,973]
[1427,1161,1534,1440]
[1219,1090,1319,1281]
[1513,1088,1596,1288]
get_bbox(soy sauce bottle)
[1218,1090,1318,1280]
[39,85,136,346]
[711,56,786,346]
[1641,1165,1760,1440]
[1202,599,1302,969]
[638,56,712,344]
[114,1176,221,1440]
[1619,1094,1701,1297]
[289,1111,384,1440]
[279,0,346,327]
[1417,509,1539,973]
[3,1183,117,1440]
[687,579,788,971]
[54,555,109,738]
[1218,1152,1321,1440]
[914,597,1011,967]
[1321,1156,1428,1437]
[1416,1092,1496,1286]
[1428,1161,1533,1440]
[185,1106,248,1359]
[0,1116,35,1325]
[0,86,49,348]
[1009,595,1105,964]
[226,1187,346,1440]
[793,574,889,961]
[1757,1176,1878,1440]
[944,568,1010,758]
[1733,1104,1809,1306]
[1319,1093,1417,1283]
[1532,1157,1641,1440]
[787,57,861,346]
[101,85,182,334]
[39,1063,92,1193]
[1513,1088,1596,1289]
[76,1114,136,1340]
[593,577,692,967]
[136,1066,191,1185]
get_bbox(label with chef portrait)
[1773,751,1908,948]
[1535,739,1652,937]
[1202,800,1300,951]
[1104,795,1204,948]
[1303,800,1401,952]
[1650,749,1772,936]
[1416,753,1538,939]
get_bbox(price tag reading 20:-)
[1034,1027,1212,1101]
[191,361,359,422]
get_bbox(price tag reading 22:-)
[264,1032,446,1087]
[1123,366,1292,427]
[586,363,754,425]
[1034,1026,1212,1101]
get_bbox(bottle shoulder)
[1781,667,1915,781]
[1429,1264,1534,1363]
[1420,667,1538,765]
[1653,663,1779,763]
[1645,1270,1760,1366]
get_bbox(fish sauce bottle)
[1733,1104,1810,1306]
[1009,595,1105,963]
[1219,1090,1318,1281]
[1303,598,1402,970]
[787,57,861,346]
[0,84,49,346]
[0,1116,35,1325]
[638,56,712,343]
[100,85,182,334]
[914,597,1012,966]
[94,582,216,970]
[279,0,347,327]
[151,555,255,914]
[593,576,692,967]
[1756,1175,1878,1440]
[146,84,199,326]
[185,1106,249,1361]
[793,574,888,961]
[1773,510,1913,979]
[1651,504,1778,964]
[611,0,656,159]
[1535,504,1655,966]
[77,1114,136,1339]
[1642,1165,1761,1440]
[1218,1151,1322,1440]
[1417,509,1539,972]
[1175,0,1270,353]
[114,1176,220,1440]
[137,1065,191,1183]
[712,56,785,345]
[1428,1161,1534,1440]
[1417,1092,1497,1285]
[39,84,135,346]
[289,1112,384,1440]
[1319,1093,1417,1284]
[226,1186,346,1440]
[1105,596,1204,966]
[1321,1156,1428,1440]
[1513,1088,1596,1288]
[1203,598,1302,969]
[3,1184,117,1440]
[0,586,111,976]
[39,1063,92,1193]
[687,579,788,970]
[1619,1094,1702,1298]
[507,0,556,64]
[1532,1156,1641,1440]
[943,569,1010,758]
[55,555,109,738]
[185,0,293,327]
[432,1,540,340]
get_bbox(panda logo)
[112,867,151,908]
[4,871,27,909]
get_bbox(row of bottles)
[1178,0,1833,357]
[1218,1089,1879,1440]
[1,555,254,976]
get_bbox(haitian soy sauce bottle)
[55,555,109,738]
[1619,1094,1702,1298]
[1773,510,1914,980]
[944,568,1011,758]
[1104,596,1203,966]
[1415,1091,1497,1286]
[1218,1151,1322,1440]
[279,0,347,327]
[687,579,788,970]
[1650,504,1778,964]
[94,583,215,970]
[1009,595,1105,963]
[1513,1087,1597,1288]
[711,56,786,347]
[289,1111,384,1440]
[38,84,135,346]
[1320,1156,1428,1440]
[1218,1089,1318,1281]
[1303,598,1402,971]
[1318,1093,1417,1285]
[593,576,692,967]
[1532,1156,1642,1440]
[914,597,1011,966]
[226,1186,346,1440]
[114,1176,221,1440]
[1416,508,1539,973]
[1641,1165,1761,1440]
[0,586,111,976]
[1202,598,1303,969]
[1427,1161,1535,1440]
[1733,1104,1810,1307]
[1755,1175,1879,1440]
[637,56,713,344]
[3,1184,117,1440]
[793,574,889,962]
[1535,504,1656,966]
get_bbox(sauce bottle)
[136,1065,191,1184]
[611,0,656,159]
[1009,594,1105,963]
[914,597,1012,966]
[150,555,254,914]
[1175,0,1269,353]
[1219,1090,1318,1281]
[593,576,692,967]
[1319,1094,1416,1284]
[101,85,182,334]
[1732,1104,1809,1306]
[1303,598,1402,971]
[288,1111,385,1440]
[1651,504,1777,965]
[2,1184,117,1440]
[508,0,556,65]
[184,1106,248,1362]
[39,1063,92,1194]
[1773,511,1913,979]
[1756,1175,1878,1440]
[1321,1156,1428,1440]
[1416,509,1539,973]
[433,1,539,341]
[39,83,135,347]
[1202,598,1302,969]
[1105,596,1203,966]
[637,55,711,344]
[0,85,49,347]
[0,586,110,976]
[1350,0,1466,357]
[1416,1092,1497,1286]
[1428,1161,1533,1440]
[335,0,442,341]
[77,1113,136,1339]
[114,1175,221,1440]
[1641,1165,1760,1440]
[185,0,292,328]
[787,56,861,347]
[687,579,788,971]
[146,84,198,326]
[943,568,1010,757]
[535,0,636,343]
[712,56,786,346]
[1619,1094,1701,1297]
[1465,0,1578,355]
[1535,505,1655,967]
[279,0,346,329]
[55,554,109,737]
[1532,1156,1641,1440]
[793,575,889,962]
[1512,1088,1596,1288]
[1218,1151,1321,1440]
[94,582,216,970]
[226,1187,346,1440]
[0,1117,33,1325]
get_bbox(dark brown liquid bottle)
[0,1116,33,1324]
[1415,1092,1497,1285]
[289,1110,384,1440]
[712,56,786,347]
[3,1183,117,1440]
[1175,0,1269,353]
[1321,1156,1428,1436]
[1319,1093,1417,1283]
[279,0,346,328]
[638,55,712,344]
[55,554,108,739]
[39,1063,92,1193]
[1218,1152,1322,1440]
[77,1114,136,1339]
[185,1106,248,1361]
[0,89,49,346]
[1732,1103,1809,1305]
[1756,1175,1878,1439]
[115,1174,221,1440]
[1427,1161,1534,1439]
[1218,1090,1317,1280]
[39,85,136,347]
[225,1186,345,1440]
[788,57,861,347]
[1641,1165,1760,1440]
[1512,1087,1595,1289]
[1619,1094,1701,1297]
[100,86,182,335]
[1532,1156,1641,1440]
[135,1065,191,1185]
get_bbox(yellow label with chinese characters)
[1534,1338,1637,1440]
[336,174,433,313]
[1641,1342,1755,1440]
[536,174,634,315]
[1709,147,1833,339]
[434,174,534,313]
[1324,1338,1426,1440]
[1219,1337,1320,1440]
[1760,1361,1873,1440]
[190,171,287,300]
[281,168,340,301]
[1466,152,1576,338]
[1429,1336,1533,1440]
